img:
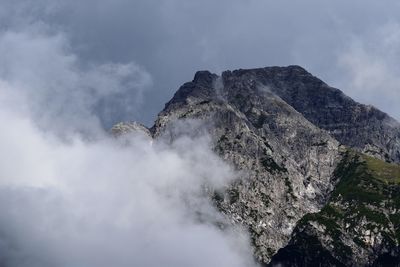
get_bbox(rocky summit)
[114,65,400,266]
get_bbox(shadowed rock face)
[115,65,400,265]
[220,66,400,164]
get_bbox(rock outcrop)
[111,121,151,138]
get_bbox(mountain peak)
[165,65,400,163]
[192,70,218,87]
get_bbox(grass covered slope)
[269,150,400,266]
[364,155,400,184]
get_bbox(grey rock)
[270,151,400,266]
[110,121,152,138]
[220,66,400,163]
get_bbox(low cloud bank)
[0,24,257,267]
[0,118,256,267]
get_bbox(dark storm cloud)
[2,0,399,124]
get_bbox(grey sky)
[1,0,400,126]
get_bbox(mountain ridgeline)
[112,66,400,266]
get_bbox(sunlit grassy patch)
[362,155,400,184]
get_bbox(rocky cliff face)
[269,150,400,267]
[220,66,400,164]
[114,65,400,265]
[151,68,341,262]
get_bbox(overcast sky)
[1,0,399,126]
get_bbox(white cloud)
[0,16,257,267]
[0,83,257,267]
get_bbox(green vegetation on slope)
[333,150,400,204]
[363,154,400,184]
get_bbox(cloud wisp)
[337,22,400,120]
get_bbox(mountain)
[114,65,400,266]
